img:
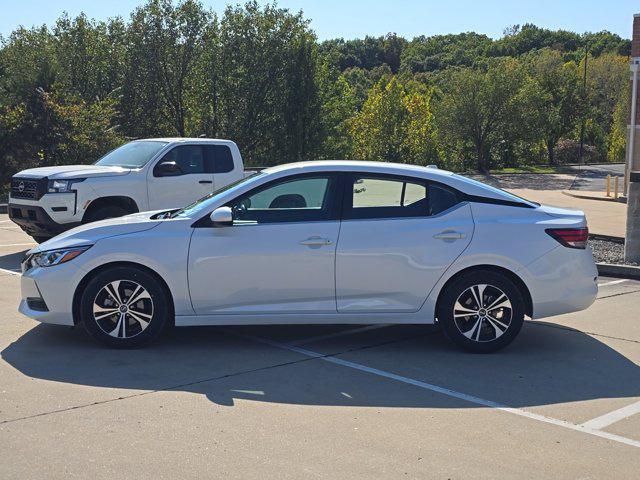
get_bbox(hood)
[30,211,164,253]
[15,165,131,180]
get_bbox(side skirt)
[175,311,435,327]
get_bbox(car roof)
[264,160,454,178]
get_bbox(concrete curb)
[597,263,640,280]
[562,190,626,203]
[589,233,625,244]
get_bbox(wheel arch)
[72,261,175,326]
[82,196,139,223]
[435,265,533,319]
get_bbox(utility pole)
[624,14,640,263]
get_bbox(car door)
[147,145,215,209]
[188,173,341,315]
[336,173,474,313]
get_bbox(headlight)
[27,246,92,269]
[47,178,85,193]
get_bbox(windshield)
[95,141,168,168]
[172,172,266,218]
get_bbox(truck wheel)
[84,205,128,224]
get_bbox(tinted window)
[155,146,205,176]
[228,175,336,223]
[95,141,167,168]
[428,183,459,215]
[346,175,428,219]
[204,145,235,173]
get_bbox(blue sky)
[0,0,637,40]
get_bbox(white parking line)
[599,279,628,287]
[0,243,36,247]
[234,332,640,449]
[287,324,391,346]
[581,400,640,430]
[0,267,20,276]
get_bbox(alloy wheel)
[92,280,154,339]
[453,283,513,342]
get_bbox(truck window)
[155,146,206,175]
[204,145,234,173]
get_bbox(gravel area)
[589,239,640,266]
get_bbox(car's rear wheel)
[80,266,170,348]
[437,270,525,353]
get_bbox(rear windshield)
[95,141,168,169]
[452,174,539,207]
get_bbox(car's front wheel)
[437,270,525,353]
[80,266,170,348]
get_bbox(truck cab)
[9,138,244,242]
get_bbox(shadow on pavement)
[2,322,639,409]
[0,249,27,272]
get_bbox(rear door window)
[344,174,460,219]
[345,175,429,219]
[204,145,235,173]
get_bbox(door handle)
[199,180,213,184]
[433,230,466,241]
[300,236,333,246]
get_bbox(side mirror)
[210,206,233,227]
[156,161,183,176]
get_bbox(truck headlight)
[47,178,85,193]
[28,246,92,268]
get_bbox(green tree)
[350,77,438,164]
[436,59,525,172]
[527,49,583,164]
[206,1,319,165]
[120,0,210,137]
[316,63,358,159]
[584,53,629,160]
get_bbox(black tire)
[79,266,170,348]
[84,205,128,223]
[437,270,525,353]
[32,235,52,243]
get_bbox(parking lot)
[0,213,639,479]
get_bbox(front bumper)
[19,263,83,326]
[9,202,79,237]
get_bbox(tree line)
[0,0,632,185]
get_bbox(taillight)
[545,227,588,249]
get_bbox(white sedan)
[19,161,598,352]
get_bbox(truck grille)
[11,177,45,200]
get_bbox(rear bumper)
[9,202,79,237]
[519,246,598,319]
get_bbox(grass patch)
[489,165,567,174]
